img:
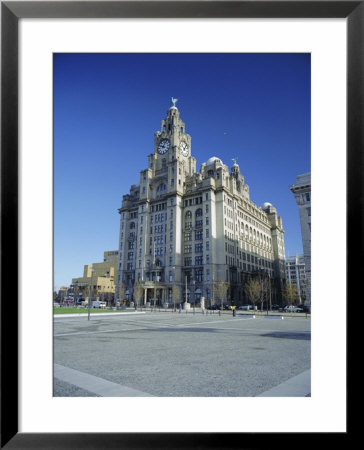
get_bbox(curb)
[54,312,146,318]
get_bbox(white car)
[284,305,303,313]
[238,304,253,310]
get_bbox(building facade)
[117,100,286,307]
[289,173,311,305]
[285,254,308,304]
[71,250,118,303]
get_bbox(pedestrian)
[179,304,182,313]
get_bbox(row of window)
[184,255,208,266]
[184,243,204,253]
[184,229,209,241]
[183,196,205,207]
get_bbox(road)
[53,310,311,397]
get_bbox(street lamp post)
[88,267,94,321]
[192,278,196,315]
[185,274,187,304]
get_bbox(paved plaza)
[53,310,311,397]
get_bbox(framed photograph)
[2,1,359,448]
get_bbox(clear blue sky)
[54,53,310,291]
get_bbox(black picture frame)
[1,1,359,448]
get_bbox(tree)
[133,280,144,310]
[282,283,298,306]
[118,282,126,305]
[172,284,181,311]
[244,277,261,310]
[73,285,80,305]
[213,280,229,315]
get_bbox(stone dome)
[262,202,273,211]
[206,156,222,166]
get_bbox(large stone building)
[289,173,311,305]
[117,100,286,307]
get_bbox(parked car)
[283,305,303,313]
[238,304,253,310]
[271,304,280,310]
[207,305,218,310]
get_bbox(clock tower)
[147,98,196,196]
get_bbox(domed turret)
[262,202,273,211]
[206,156,222,166]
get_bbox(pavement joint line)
[256,369,311,397]
[54,321,194,337]
[55,321,311,338]
[55,329,123,337]
[54,364,154,397]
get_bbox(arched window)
[195,208,203,217]
[130,222,136,229]
[157,183,166,192]
[185,210,192,230]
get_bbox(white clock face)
[179,141,189,156]
[158,139,170,154]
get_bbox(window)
[157,183,167,192]
[184,257,192,266]
[196,208,203,217]
[195,243,203,253]
[184,244,192,253]
[184,232,192,241]
[195,269,203,282]
[195,230,203,240]
[185,210,192,230]
[195,256,203,265]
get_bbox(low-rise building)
[71,250,118,304]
